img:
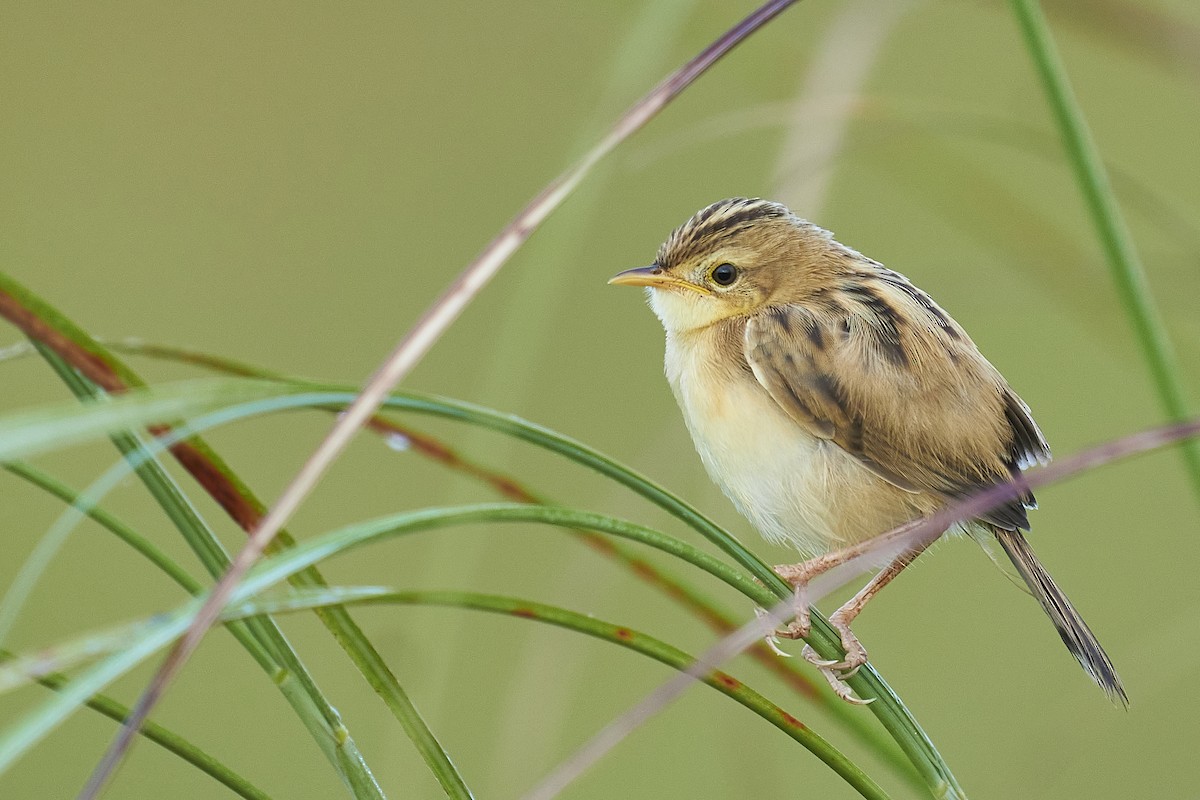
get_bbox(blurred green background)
[2,1,1198,797]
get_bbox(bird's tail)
[991,527,1127,705]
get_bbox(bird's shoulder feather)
[742,271,1048,530]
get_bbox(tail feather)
[992,527,1127,705]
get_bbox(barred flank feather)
[992,526,1127,705]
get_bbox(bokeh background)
[2,1,1198,797]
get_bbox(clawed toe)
[803,646,873,704]
[805,613,871,704]
[801,644,840,668]
[838,663,862,680]
[826,673,874,706]
[754,607,792,657]
[775,619,806,641]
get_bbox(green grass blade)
[0,588,388,690]
[0,616,174,694]
[2,461,203,593]
[369,392,966,797]
[1011,0,1200,503]
[0,376,292,463]
[0,607,186,774]
[0,273,468,799]
[0,362,947,795]
[12,649,273,800]
[103,339,919,785]
[0,588,394,796]
[237,504,765,605]
[252,590,892,800]
[29,350,387,800]
[0,597,339,791]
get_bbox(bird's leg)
[822,541,931,676]
[772,530,933,704]
[772,534,899,641]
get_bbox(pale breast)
[664,329,928,556]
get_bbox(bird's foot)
[806,607,872,703]
[802,645,873,705]
[772,561,874,704]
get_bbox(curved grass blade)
[100,339,918,787]
[0,273,468,799]
[13,649,273,800]
[0,587,386,784]
[0,376,292,463]
[18,355,389,800]
[0,606,185,775]
[260,590,892,800]
[2,461,203,593]
[0,616,171,694]
[0,588,389,697]
[0,588,392,693]
[364,392,968,795]
[231,504,766,607]
[0,366,952,798]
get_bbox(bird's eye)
[710,263,738,286]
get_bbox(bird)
[609,197,1125,704]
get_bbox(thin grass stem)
[1,649,273,800]
[2,461,203,593]
[1011,0,1200,504]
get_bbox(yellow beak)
[608,266,710,295]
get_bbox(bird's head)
[609,198,845,333]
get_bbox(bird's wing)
[743,294,1048,530]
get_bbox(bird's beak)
[608,266,710,295]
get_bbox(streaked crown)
[655,198,797,270]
